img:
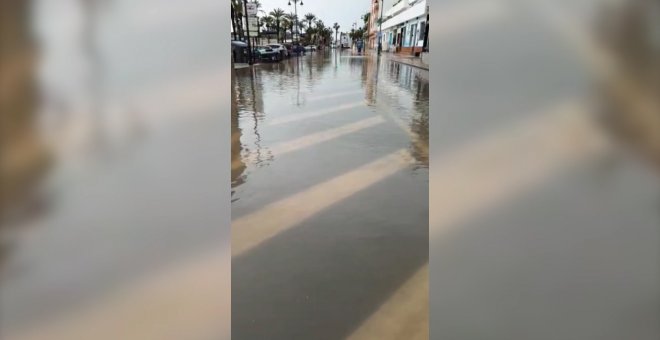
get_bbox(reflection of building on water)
[363,56,378,104]
[410,73,429,167]
[232,59,245,192]
[232,110,246,192]
[234,67,273,168]
[0,1,51,219]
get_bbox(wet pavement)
[231,51,429,339]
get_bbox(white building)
[380,0,428,55]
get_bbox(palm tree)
[270,8,285,43]
[262,16,274,42]
[362,12,370,29]
[333,22,340,46]
[284,13,298,43]
[231,0,244,40]
[304,13,316,34]
[282,13,294,42]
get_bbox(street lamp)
[288,0,303,43]
[377,0,384,56]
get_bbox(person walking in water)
[356,39,364,54]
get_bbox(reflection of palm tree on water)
[231,58,246,196]
[248,67,272,167]
[234,67,272,172]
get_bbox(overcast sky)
[256,0,377,34]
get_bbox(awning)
[381,0,426,31]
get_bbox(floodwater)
[231,51,429,339]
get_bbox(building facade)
[367,0,380,49]
[380,0,428,55]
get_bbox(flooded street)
[231,52,429,339]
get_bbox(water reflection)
[231,51,430,200]
[231,62,246,194]
[364,55,429,168]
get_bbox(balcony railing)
[385,0,408,18]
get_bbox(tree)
[270,8,285,43]
[231,4,237,40]
[323,28,333,47]
[231,0,245,40]
[283,13,297,43]
[262,16,274,42]
[362,12,370,31]
[315,20,326,45]
[333,22,340,46]
[304,13,316,34]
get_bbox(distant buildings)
[367,0,381,49]
[379,0,428,55]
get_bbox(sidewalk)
[381,52,428,71]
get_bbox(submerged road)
[231,52,429,339]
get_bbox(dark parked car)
[290,43,305,56]
[253,46,281,62]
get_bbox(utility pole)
[377,0,384,56]
[243,0,253,65]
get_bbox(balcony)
[385,0,408,18]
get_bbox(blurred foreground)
[430,0,660,339]
[1,1,229,339]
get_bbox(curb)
[389,58,429,71]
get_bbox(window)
[419,21,426,41]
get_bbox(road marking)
[372,101,429,158]
[348,100,611,339]
[429,99,610,239]
[232,116,386,171]
[529,0,660,151]
[306,90,363,102]
[268,101,366,125]
[232,148,413,256]
[5,248,231,340]
[270,116,384,154]
[347,265,429,340]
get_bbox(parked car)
[267,44,289,59]
[253,46,281,62]
[304,45,316,52]
[292,43,305,55]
